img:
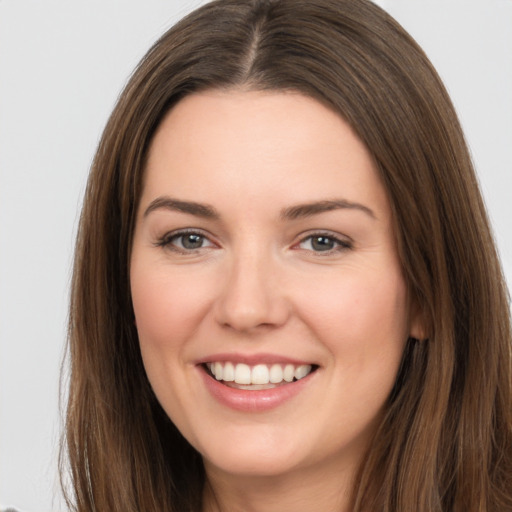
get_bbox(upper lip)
[194,352,317,366]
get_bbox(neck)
[202,454,357,512]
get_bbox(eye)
[157,230,215,252]
[297,233,352,253]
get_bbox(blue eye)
[158,231,214,251]
[298,234,351,253]
[176,233,207,249]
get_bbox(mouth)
[203,361,318,390]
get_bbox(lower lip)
[199,366,316,412]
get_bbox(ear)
[409,299,427,340]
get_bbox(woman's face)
[130,90,422,481]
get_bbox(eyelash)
[295,231,353,254]
[155,229,214,254]
[155,229,353,255]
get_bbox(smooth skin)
[130,90,424,512]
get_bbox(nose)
[214,248,291,333]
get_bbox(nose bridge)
[215,239,288,332]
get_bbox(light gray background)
[1,1,511,510]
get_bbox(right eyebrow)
[143,196,220,219]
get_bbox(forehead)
[141,90,389,220]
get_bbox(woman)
[62,0,512,510]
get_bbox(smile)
[199,358,319,412]
[205,362,314,388]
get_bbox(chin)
[192,424,309,478]
[202,447,304,479]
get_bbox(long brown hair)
[62,0,512,510]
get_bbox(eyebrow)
[143,196,375,221]
[144,197,220,219]
[280,199,376,220]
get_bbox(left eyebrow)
[280,199,376,220]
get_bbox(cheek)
[131,264,214,351]
[130,263,215,428]
[297,267,409,365]
[349,275,409,339]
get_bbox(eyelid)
[293,230,353,253]
[155,228,218,252]
[154,228,352,255]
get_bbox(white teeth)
[283,364,295,382]
[214,361,223,380]
[223,361,235,382]
[234,363,251,384]
[251,364,270,385]
[206,361,314,385]
[294,365,312,380]
[269,364,284,383]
